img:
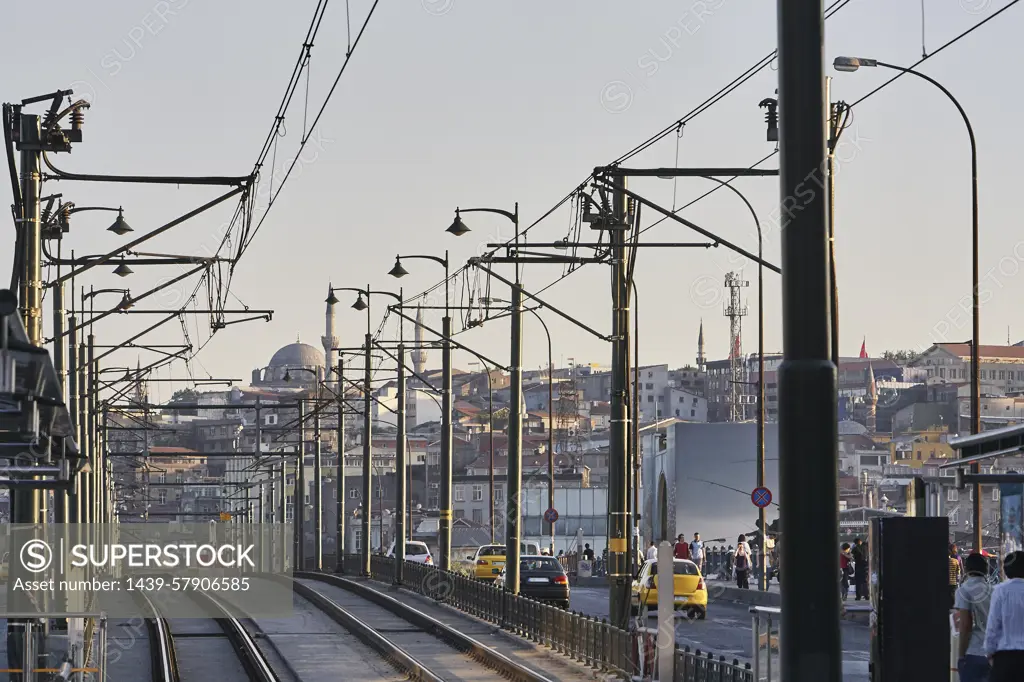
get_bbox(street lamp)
[452,202,524,596]
[48,204,133,236]
[386,251,450,573]
[335,285,402,577]
[833,55,982,549]
[112,263,133,277]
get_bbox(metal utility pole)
[18,113,42,345]
[362,332,373,576]
[826,77,840,370]
[607,176,632,630]
[395,343,407,583]
[507,280,524,595]
[87,331,96,525]
[296,400,306,570]
[439,315,453,570]
[314,404,323,571]
[276,459,285,570]
[336,357,346,572]
[67,304,79,523]
[777,2,841,681]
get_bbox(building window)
[354,529,362,552]
[948,509,959,525]
[349,488,358,499]
[676,409,680,417]
[679,396,685,404]
[176,473,183,484]
[285,502,294,522]
[454,509,465,519]
[948,489,958,502]
[993,488,1001,502]
[472,508,483,524]
[1000,371,1006,380]
[472,485,483,501]
[691,409,696,417]
[657,395,664,402]
[647,395,654,403]
[646,383,654,390]
[494,487,503,502]
[454,486,464,501]
[158,491,167,504]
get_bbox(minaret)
[322,285,339,389]
[866,360,878,433]
[134,358,147,406]
[411,304,427,375]
[696,319,706,370]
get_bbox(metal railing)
[750,606,780,682]
[348,554,754,680]
[1,612,107,682]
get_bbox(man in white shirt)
[690,533,705,574]
[955,552,992,682]
[645,541,658,562]
[985,550,1024,682]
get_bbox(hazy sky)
[2,1,1021,402]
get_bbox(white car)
[386,540,433,565]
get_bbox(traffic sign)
[752,487,772,508]
[543,507,559,524]
[219,512,232,522]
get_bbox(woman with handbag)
[734,535,752,589]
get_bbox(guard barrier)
[351,554,754,681]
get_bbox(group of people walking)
[951,546,1024,682]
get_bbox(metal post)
[488,371,495,543]
[336,357,346,572]
[87,333,96,526]
[67,310,79,523]
[362,332,373,576]
[507,283,523,595]
[296,400,306,571]
[757,225,767,592]
[608,177,632,630]
[777,1,841,680]
[18,113,42,345]
[440,315,453,570]
[276,459,285,571]
[826,77,840,370]
[546,324,555,556]
[314,404,323,571]
[396,343,407,583]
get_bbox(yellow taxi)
[631,558,707,619]
[468,543,540,582]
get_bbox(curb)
[377,579,620,682]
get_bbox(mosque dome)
[268,342,325,369]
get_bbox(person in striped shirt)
[950,543,965,609]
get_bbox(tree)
[881,349,921,365]
[168,388,199,415]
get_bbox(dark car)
[496,555,570,609]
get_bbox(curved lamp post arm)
[457,206,517,224]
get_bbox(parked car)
[495,555,570,609]
[631,558,707,619]
[386,540,433,565]
[468,543,542,582]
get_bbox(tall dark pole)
[439,315,453,570]
[507,280,523,595]
[608,177,632,630]
[487,370,495,543]
[87,331,96,525]
[68,307,79,523]
[362,327,373,576]
[826,77,840,370]
[395,342,407,584]
[314,403,323,571]
[336,357,346,572]
[757,230,767,591]
[777,3,841,682]
[296,400,306,570]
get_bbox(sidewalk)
[707,579,871,623]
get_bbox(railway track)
[135,584,281,682]
[293,571,567,682]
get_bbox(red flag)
[859,338,868,359]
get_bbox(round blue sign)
[752,487,773,508]
[544,507,559,523]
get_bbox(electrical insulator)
[71,107,85,131]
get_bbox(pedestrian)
[674,534,690,560]
[950,543,965,609]
[840,543,854,601]
[852,537,869,600]
[985,550,1024,682]
[646,540,658,562]
[956,552,992,682]
[690,532,705,574]
[734,535,751,589]
[583,543,594,561]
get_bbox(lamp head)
[108,208,133,236]
[833,56,876,72]
[447,209,470,237]
[553,238,570,250]
[388,257,409,278]
[113,263,133,277]
[118,292,133,310]
[352,294,368,311]
[325,287,339,305]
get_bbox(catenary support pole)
[506,283,523,595]
[776,2,841,681]
[439,316,453,570]
[608,176,632,630]
[362,333,373,576]
[314,403,323,571]
[395,343,407,584]
[296,400,306,570]
[336,357,346,572]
